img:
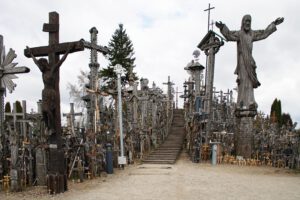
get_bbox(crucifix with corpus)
[24,11,84,194]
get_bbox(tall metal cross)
[204,3,215,32]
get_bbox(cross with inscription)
[24,11,84,194]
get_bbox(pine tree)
[276,100,282,126]
[100,24,138,90]
[5,102,11,113]
[4,102,12,121]
[270,98,278,123]
[270,98,284,126]
[282,113,293,127]
[15,101,23,113]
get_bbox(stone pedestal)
[235,109,256,159]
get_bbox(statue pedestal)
[235,108,256,159]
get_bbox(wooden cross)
[81,27,108,133]
[5,101,26,131]
[24,11,84,194]
[163,76,174,101]
[217,90,224,103]
[204,3,215,32]
[1,35,30,140]
[63,103,82,136]
[224,89,233,103]
[24,12,84,142]
[174,87,183,109]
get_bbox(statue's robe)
[219,23,277,109]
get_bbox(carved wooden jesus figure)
[216,15,284,110]
[27,45,72,134]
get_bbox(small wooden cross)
[63,103,82,135]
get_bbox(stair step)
[143,109,185,164]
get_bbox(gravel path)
[1,152,300,200]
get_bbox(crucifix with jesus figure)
[24,11,84,194]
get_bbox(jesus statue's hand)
[215,21,224,29]
[274,17,284,25]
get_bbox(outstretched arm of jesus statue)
[253,17,284,41]
[26,46,38,65]
[215,21,239,41]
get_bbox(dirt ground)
[1,152,300,200]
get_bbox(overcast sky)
[1,0,299,127]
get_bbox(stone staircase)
[143,109,185,164]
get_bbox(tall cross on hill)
[24,11,84,194]
[204,3,215,32]
[24,12,84,142]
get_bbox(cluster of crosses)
[0,12,175,194]
[0,7,299,196]
[180,7,299,169]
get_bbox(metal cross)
[204,3,215,32]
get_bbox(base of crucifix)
[234,108,257,159]
[46,147,67,194]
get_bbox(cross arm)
[3,67,30,75]
[24,41,84,58]
[80,39,109,55]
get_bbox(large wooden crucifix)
[24,11,84,194]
